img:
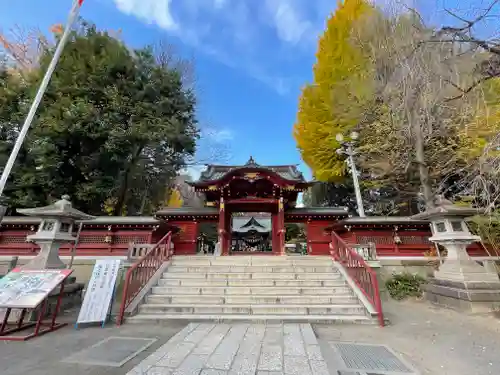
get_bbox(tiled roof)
[286,207,349,216]
[232,216,271,232]
[197,156,306,183]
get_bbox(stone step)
[171,257,333,265]
[126,313,375,325]
[151,286,353,296]
[146,294,358,305]
[161,272,342,280]
[158,278,346,287]
[138,303,366,315]
[171,259,334,265]
[167,266,335,273]
[172,255,330,260]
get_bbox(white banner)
[76,259,121,325]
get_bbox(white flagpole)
[0,0,84,197]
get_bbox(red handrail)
[330,231,385,326]
[117,231,173,326]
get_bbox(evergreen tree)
[0,21,198,215]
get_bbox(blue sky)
[0,0,493,181]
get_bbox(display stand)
[0,271,72,341]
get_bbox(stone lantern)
[412,196,500,313]
[17,195,95,270]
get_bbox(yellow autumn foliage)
[461,78,500,160]
[166,187,183,208]
[294,0,376,181]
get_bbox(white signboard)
[76,259,121,325]
[0,269,72,309]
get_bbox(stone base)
[423,278,500,314]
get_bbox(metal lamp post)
[336,132,366,217]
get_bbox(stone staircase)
[127,255,376,324]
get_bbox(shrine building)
[0,157,492,280]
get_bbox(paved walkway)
[127,323,329,375]
[0,300,499,375]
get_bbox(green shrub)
[385,273,426,300]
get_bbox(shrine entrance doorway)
[230,213,272,254]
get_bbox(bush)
[385,273,426,300]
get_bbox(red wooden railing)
[117,231,173,326]
[330,231,385,326]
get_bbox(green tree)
[0,21,198,215]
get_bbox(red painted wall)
[170,221,198,255]
[0,229,152,257]
[306,221,332,255]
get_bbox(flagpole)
[0,0,84,197]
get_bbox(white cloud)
[111,0,334,94]
[264,0,313,45]
[213,0,228,9]
[114,0,178,30]
[205,128,234,143]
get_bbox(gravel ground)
[314,299,500,375]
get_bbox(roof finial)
[246,156,257,166]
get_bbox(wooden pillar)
[278,197,285,255]
[224,210,231,254]
[218,197,228,255]
[271,213,280,255]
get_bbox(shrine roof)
[285,207,349,216]
[232,216,271,233]
[155,207,219,217]
[342,216,429,224]
[194,156,307,184]
[411,196,484,220]
[0,216,161,225]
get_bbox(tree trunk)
[412,117,434,208]
[113,146,144,215]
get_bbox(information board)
[0,268,73,309]
[76,259,121,325]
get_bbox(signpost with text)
[76,259,121,328]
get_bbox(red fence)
[330,231,384,326]
[344,231,496,257]
[0,230,151,257]
[117,231,173,325]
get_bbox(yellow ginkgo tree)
[166,187,183,208]
[294,0,376,181]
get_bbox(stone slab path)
[126,323,330,375]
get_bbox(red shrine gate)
[156,157,348,256]
[0,157,492,259]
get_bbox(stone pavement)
[127,323,330,375]
[0,300,499,375]
[0,319,187,375]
